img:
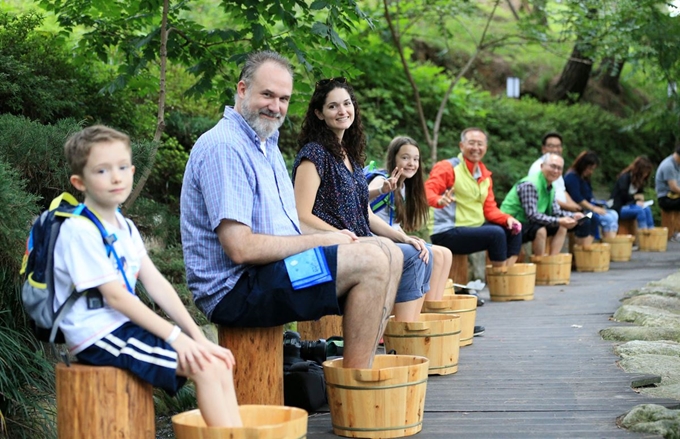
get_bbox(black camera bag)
[283,359,327,412]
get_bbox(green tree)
[36,0,373,207]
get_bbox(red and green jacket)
[425,153,510,235]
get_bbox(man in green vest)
[501,153,585,256]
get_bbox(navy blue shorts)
[76,322,187,396]
[521,222,560,243]
[211,246,341,327]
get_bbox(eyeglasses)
[315,77,347,89]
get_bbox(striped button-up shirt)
[180,106,301,318]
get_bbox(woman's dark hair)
[568,150,600,180]
[385,136,429,232]
[297,80,366,166]
[619,156,654,189]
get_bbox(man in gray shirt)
[655,143,680,212]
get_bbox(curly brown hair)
[297,80,366,166]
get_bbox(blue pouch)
[284,247,332,290]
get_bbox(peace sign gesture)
[379,167,404,195]
[437,187,456,207]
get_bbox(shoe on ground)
[671,232,680,242]
[477,296,485,307]
[631,245,639,251]
[473,325,485,336]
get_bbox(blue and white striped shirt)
[180,106,301,318]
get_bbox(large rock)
[613,304,680,329]
[619,404,680,438]
[615,340,680,357]
[601,326,680,342]
[623,294,680,312]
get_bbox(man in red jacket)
[425,127,522,268]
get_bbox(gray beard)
[241,103,283,140]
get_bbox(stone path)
[307,242,680,438]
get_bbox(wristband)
[379,185,387,195]
[165,325,181,344]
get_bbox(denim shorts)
[394,243,432,303]
[211,246,341,327]
[76,322,187,396]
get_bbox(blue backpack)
[20,193,133,349]
[363,162,395,225]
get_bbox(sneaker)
[473,325,485,336]
[477,296,485,307]
[671,232,680,242]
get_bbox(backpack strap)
[364,166,395,225]
[77,206,135,295]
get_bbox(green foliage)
[145,136,189,207]
[153,382,197,416]
[0,114,156,210]
[469,96,669,203]
[165,110,217,149]
[0,312,56,439]
[127,196,182,248]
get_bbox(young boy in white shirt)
[56,125,241,427]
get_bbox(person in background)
[655,143,680,212]
[501,153,585,257]
[425,127,522,268]
[528,132,582,212]
[611,156,655,232]
[292,78,432,322]
[366,136,453,302]
[564,150,619,245]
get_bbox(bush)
[144,136,189,209]
[0,114,155,209]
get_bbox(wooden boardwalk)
[307,242,680,438]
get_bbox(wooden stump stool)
[56,363,155,439]
[448,254,469,285]
[661,210,680,239]
[618,218,637,237]
[218,325,284,405]
[297,315,343,341]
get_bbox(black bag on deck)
[283,331,327,412]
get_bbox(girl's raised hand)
[381,167,403,194]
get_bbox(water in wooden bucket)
[638,227,668,252]
[485,263,536,302]
[172,405,308,439]
[323,355,429,438]
[530,253,572,285]
[383,314,460,375]
[421,295,477,346]
[602,235,635,261]
[573,243,611,272]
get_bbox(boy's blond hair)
[64,125,131,176]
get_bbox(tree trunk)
[599,57,625,95]
[123,0,169,211]
[551,44,593,103]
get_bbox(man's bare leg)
[550,226,567,255]
[532,227,547,256]
[335,238,401,368]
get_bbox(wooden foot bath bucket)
[638,227,668,252]
[485,263,536,302]
[530,253,572,285]
[383,314,460,375]
[323,355,429,438]
[172,405,308,439]
[573,243,610,272]
[602,235,635,261]
[421,295,477,346]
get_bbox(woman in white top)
[367,136,452,300]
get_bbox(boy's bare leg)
[335,238,401,369]
[180,359,242,427]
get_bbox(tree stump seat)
[217,325,284,405]
[56,363,155,439]
[661,209,680,239]
[448,254,469,285]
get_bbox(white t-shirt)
[53,212,146,354]
[528,154,567,203]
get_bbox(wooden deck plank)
[307,243,680,438]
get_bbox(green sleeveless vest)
[500,171,554,223]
